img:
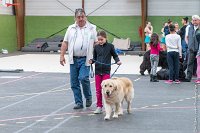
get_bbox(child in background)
[149,33,162,82]
[89,30,122,114]
[165,24,182,84]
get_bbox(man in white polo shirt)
[60,8,97,109]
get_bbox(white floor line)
[0,83,70,99]
[54,117,64,120]
[44,116,73,133]
[0,76,22,79]
[14,102,73,133]
[12,80,96,133]
[16,121,26,124]
[0,84,68,111]
[134,78,140,81]
[0,95,41,111]
[0,73,43,86]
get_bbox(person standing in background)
[164,19,173,36]
[193,19,200,83]
[165,24,182,84]
[174,22,180,33]
[184,15,200,82]
[178,17,189,70]
[144,21,153,51]
[149,33,162,82]
[161,22,168,51]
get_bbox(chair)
[112,38,131,55]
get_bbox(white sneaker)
[94,107,102,114]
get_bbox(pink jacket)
[150,43,162,55]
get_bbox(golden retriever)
[101,77,134,120]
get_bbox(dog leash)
[110,65,121,78]
[90,60,121,78]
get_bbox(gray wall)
[10,0,199,16]
[148,0,200,16]
[0,4,13,15]
[26,0,140,16]
[84,0,140,16]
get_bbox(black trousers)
[186,50,197,80]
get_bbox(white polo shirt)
[63,21,97,66]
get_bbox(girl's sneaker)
[94,107,102,114]
[195,80,200,84]
[174,80,181,84]
[165,80,173,84]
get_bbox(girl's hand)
[117,61,122,65]
[89,59,93,64]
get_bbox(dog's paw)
[118,112,123,116]
[127,109,132,114]
[112,114,118,118]
[104,116,110,120]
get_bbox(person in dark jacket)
[184,15,200,82]
[178,17,189,70]
[89,30,121,114]
[164,19,173,36]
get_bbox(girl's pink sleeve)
[158,43,163,51]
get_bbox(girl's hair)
[150,33,159,48]
[97,30,107,38]
[169,24,175,32]
[167,19,172,24]
[182,17,188,23]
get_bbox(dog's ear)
[112,81,117,91]
[101,80,105,88]
[114,85,117,91]
[112,80,119,91]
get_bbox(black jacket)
[178,25,187,40]
[92,42,120,75]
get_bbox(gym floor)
[0,71,199,133]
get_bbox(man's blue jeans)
[181,39,188,61]
[182,39,188,71]
[70,57,92,106]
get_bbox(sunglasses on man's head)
[75,8,85,16]
[75,8,84,12]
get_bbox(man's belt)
[73,56,86,59]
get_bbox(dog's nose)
[106,91,110,95]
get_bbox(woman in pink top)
[150,33,162,82]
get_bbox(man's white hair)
[192,15,200,20]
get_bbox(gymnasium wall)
[25,0,199,44]
[0,15,17,52]
[1,0,199,51]
[25,16,190,44]
[0,4,17,52]
[25,16,141,44]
